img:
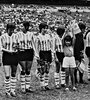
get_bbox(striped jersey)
[1,33,18,52]
[16,31,34,50]
[86,32,90,47]
[37,33,52,51]
[55,34,63,52]
[33,33,39,48]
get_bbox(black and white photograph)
[0,0,90,100]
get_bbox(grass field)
[0,55,89,100]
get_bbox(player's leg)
[54,61,60,89]
[25,49,34,92]
[62,57,69,90]
[39,65,45,90]
[88,57,90,80]
[19,61,26,93]
[3,52,11,97]
[10,65,18,97]
[74,60,79,85]
[70,68,77,91]
[39,51,45,90]
[44,51,51,90]
[70,57,77,90]
[18,50,27,93]
[4,65,11,97]
[25,61,33,92]
[56,52,65,88]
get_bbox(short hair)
[39,23,48,33]
[6,23,16,30]
[64,35,72,45]
[78,23,86,30]
[56,27,65,36]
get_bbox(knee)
[65,71,69,77]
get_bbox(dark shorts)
[39,50,52,64]
[2,51,18,66]
[85,47,90,57]
[56,52,64,63]
[18,49,34,61]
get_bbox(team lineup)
[0,15,90,98]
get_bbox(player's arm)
[54,38,59,61]
[32,35,39,59]
[0,37,11,53]
[12,34,19,51]
[50,36,55,62]
[51,36,55,54]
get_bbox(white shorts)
[62,56,76,68]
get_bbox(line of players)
[0,21,87,97]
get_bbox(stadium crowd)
[0,4,90,98]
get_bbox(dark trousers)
[74,68,83,84]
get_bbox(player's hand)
[34,55,40,61]
[34,52,39,59]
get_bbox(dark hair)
[78,23,86,30]
[64,35,72,46]
[39,23,48,33]
[56,27,65,36]
[6,23,16,31]
[23,21,30,27]
[84,30,90,39]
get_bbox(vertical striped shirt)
[37,33,52,51]
[1,33,18,52]
[86,32,90,47]
[16,31,34,50]
[55,34,63,52]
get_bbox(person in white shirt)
[54,27,65,89]
[36,23,53,90]
[16,21,36,93]
[85,30,90,81]
[1,23,18,97]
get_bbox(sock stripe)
[4,78,10,92]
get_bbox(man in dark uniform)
[74,22,86,84]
